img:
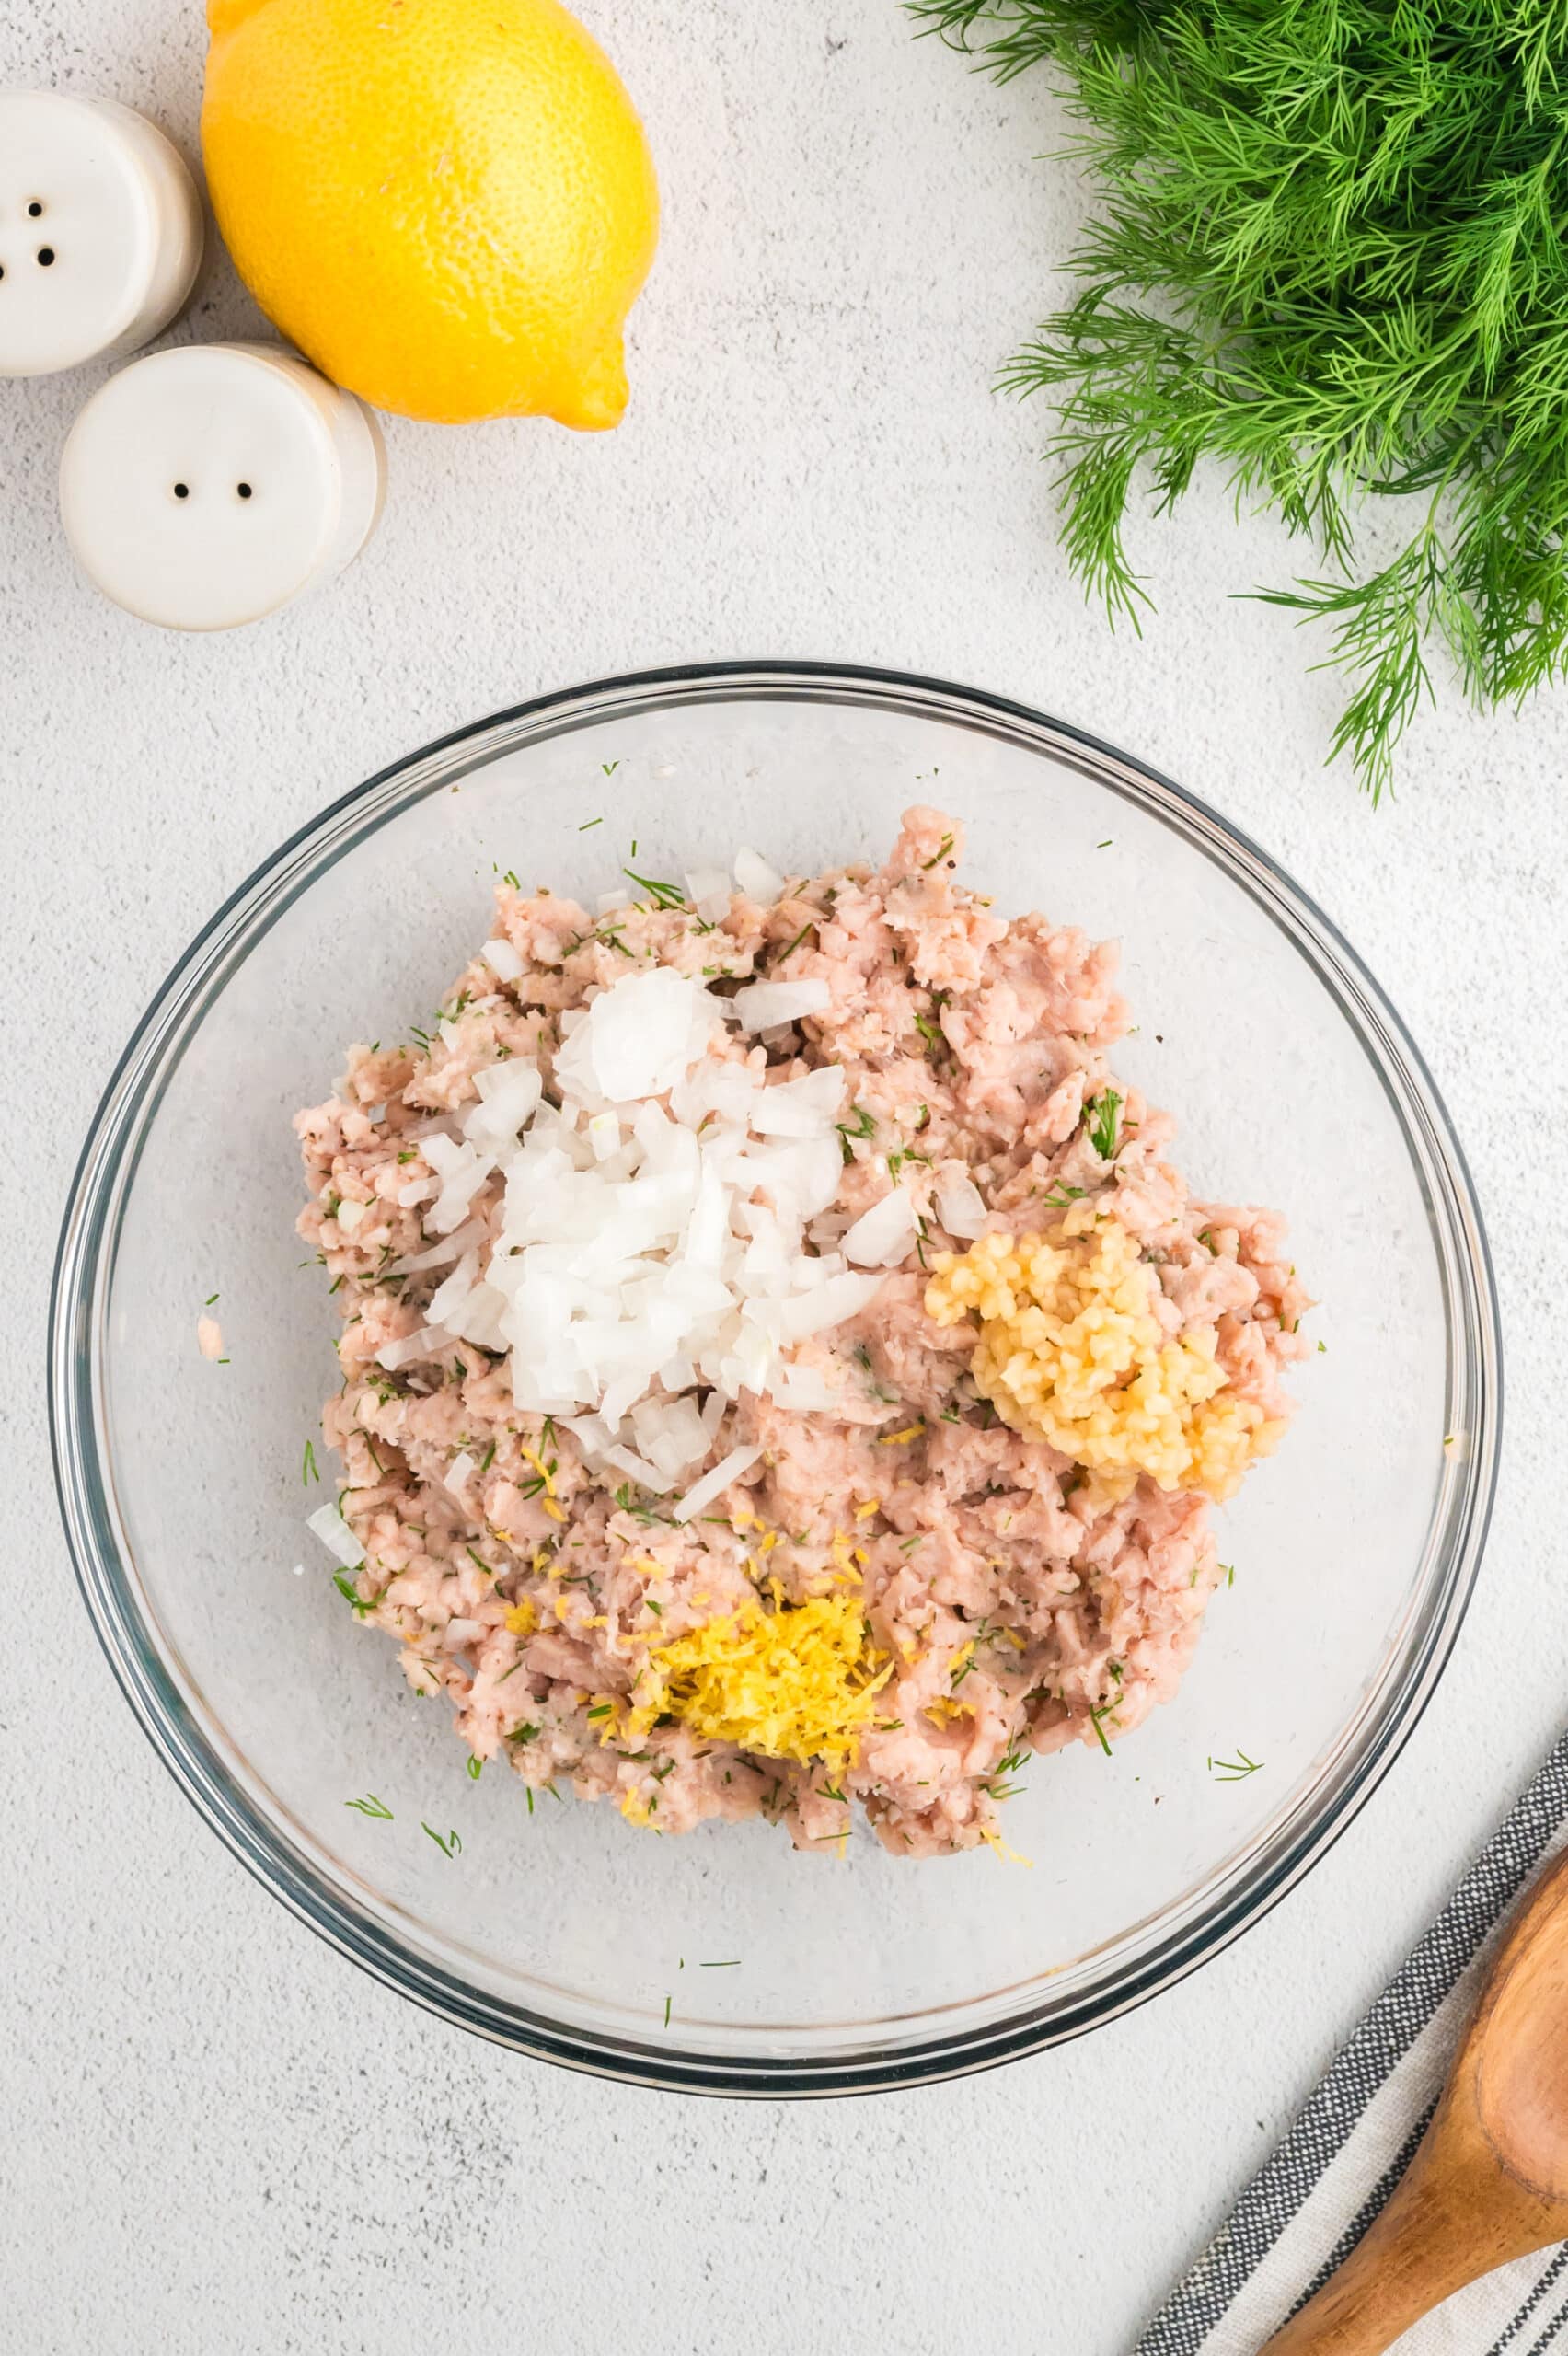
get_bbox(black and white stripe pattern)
[1136,1734,1568,2356]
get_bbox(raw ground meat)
[296,806,1307,1857]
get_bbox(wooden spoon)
[1262,1849,1568,2354]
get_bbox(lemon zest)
[980,1823,1034,1868]
[627,1596,892,1774]
[520,1444,555,1496]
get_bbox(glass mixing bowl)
[51,662,1500,2096]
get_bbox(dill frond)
[912,0,1568,795]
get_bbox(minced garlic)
[627,1595,892,1773]
[925,1210,1279,1502]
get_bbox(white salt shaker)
[60,341,387,631]
[0,90,203,377]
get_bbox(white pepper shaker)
[0,89,203,377]
[59,341,387,631]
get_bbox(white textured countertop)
[4,4,1563,2350]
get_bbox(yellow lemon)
[202,0,659,428]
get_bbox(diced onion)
[375,1323,454,1370]
[733,848,784,903]
[937,1174,989,1239]
[685,868,732,923]
[731,978,830,1033]
[841,1188,917,1268]
[359,964,949,1520]
[306,1501,363,1567]
[464,1060,542,1150]
[390,1217,488,1276]
[750,1065,846,1136]
[479,936,524,982]
[604,1445,676,1495]
[672,1442,765,1523]
[773,1365,840,1412]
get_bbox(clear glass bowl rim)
[49,658,1503,2099]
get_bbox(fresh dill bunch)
[912,0,1568,797]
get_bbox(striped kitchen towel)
[1136,1731,1568,2356]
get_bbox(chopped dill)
[302,1439,319,1486]
[421,1823,462,1857]
[623,867,687,911]
[1086,1090,1122,1161]
[835,1103,877,1162]
[332,1568,374,1617]
[614,1482,673,1525]
[772,919,816,965]
[343,1794,392,1819]
[1208,1750,1263,1782]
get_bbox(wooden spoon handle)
[1261,2165,1551,2356]
[1265,1850,1568,2353]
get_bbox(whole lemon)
[202,0,659,429]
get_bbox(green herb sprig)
[1086,1088,1122,1161]
[915,0,1568,798]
